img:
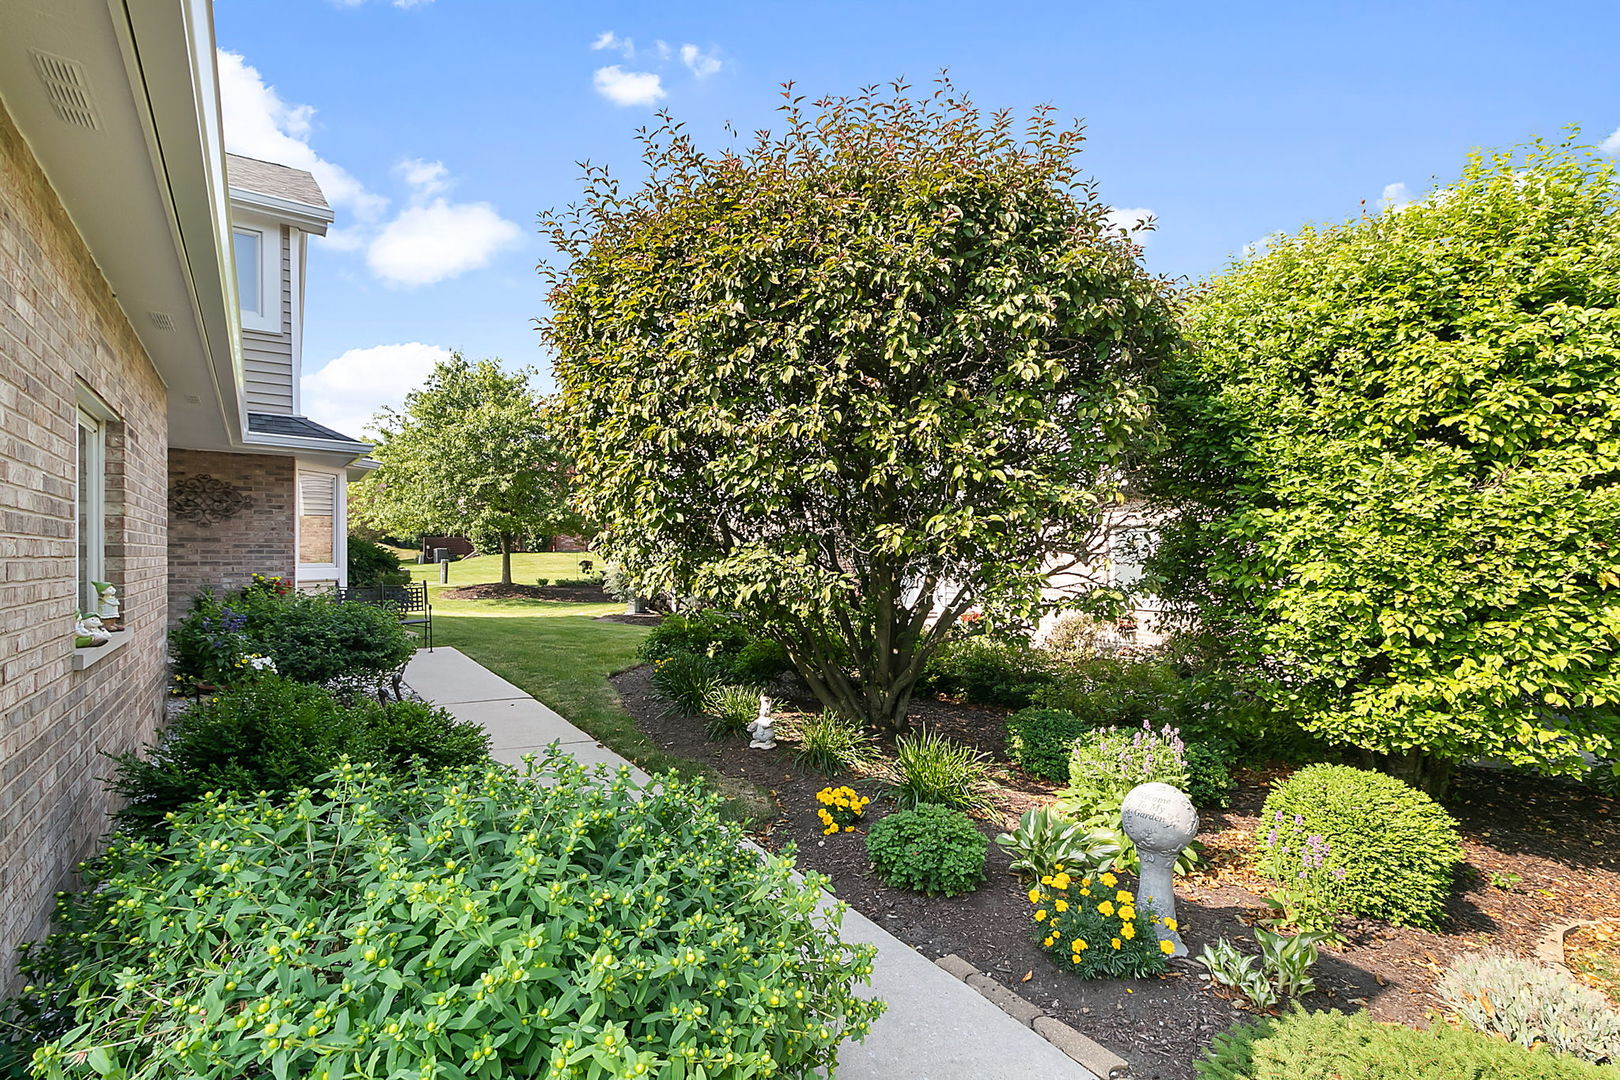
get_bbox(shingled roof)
[226,153,328,209]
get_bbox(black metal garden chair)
[338,580,433,651]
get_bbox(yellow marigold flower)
[1043,934,1057,947]
[1121,923,1136,940]
[1099,872,1118,888]
[1159,939,1175,955]
[1119,907,1136,922]
[1053,899,1068,913]
[1115,890,1133,904]
[1096,901,1114,917]
[1071,938,1087,951]
[844,825,854,832]
[1051,872,1071,891]
[1040,875,1053,886]
[1079,888,1091,897]
[1033,909,1048,922]
[1110,938,1121,950]
[1028,888,1042,904]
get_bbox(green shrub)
[1031,656,1182,730]
[1437,950,1620,1064]
[346,537,409,587]
[1256,764,1463,929]
[237,589,415,694]
[640,610,792,685]
[1185,736,1237,808]
[168,590,255,689]
[650,652,728,716]
[1064,723,1190,817]
[793,711,878,776]
[1196,1007,1615,1080]
[703,683,763,739]
[918,637,1055,707]
[107,677,489,834]
[730,637,793,685]
[1029,870,1171,979]
[1,757,885,1079]
[1005,707,1093,782]
[866,805,987,896]
[890,729,992,812]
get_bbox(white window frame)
[295,467,347,586]
[232,215,280,334]
[75,386,116,614]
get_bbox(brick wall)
[167,450,295,623]
[0,101,169,992]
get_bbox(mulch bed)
[612,664,1620,1079]
[595,612,664,626]
[441,582,610,602]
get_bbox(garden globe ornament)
[1121,781,1198,957]
[748,695,777,749]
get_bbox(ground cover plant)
[1436,950,1620,1064]
[546,79,1179,733]
[108,676,489,834]
[1150,138,1620,796]
[1256,764,1463,930]
[0,756,884,1080]
[1195,1007,1617,1080]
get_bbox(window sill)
[72,631,130,671]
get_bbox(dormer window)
[231,219,279,333]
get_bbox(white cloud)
[1601,127,1620,156]
[397,158,451,198]
[1103,206,1155,239]
[654,40,672,61]
[593,66,666,107]
[367,200,522,287]
[1380,181,1413,211]
[680,44,723,79]
[302,342,452,437]
[1242,231,1286,259]
[592,31,635,59]
[216,50,388,221]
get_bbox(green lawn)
[419,565,774,821]
[401,550,603,588]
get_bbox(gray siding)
[242,225,295,413]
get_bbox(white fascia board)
[241,430,373,460]
[228,187,334,234]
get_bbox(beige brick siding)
[167,450,296,624]
[0,101,169,992]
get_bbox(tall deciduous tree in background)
[350,354,580,585]
[1148,139,1620,796]
[542,80,1180,731]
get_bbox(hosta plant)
[1030,868,1172,979]
[0,755,884,1080]
[994,807,1094,880]
[1197,939,1279,1012]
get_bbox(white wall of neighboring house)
[1035,504,1169,649]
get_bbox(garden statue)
[73,612,111,649]
[93,581,119,623]
[1121,781,1198,957]
[748,695,776,749]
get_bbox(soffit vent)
[148,311,176,331]
[30,51,101,131]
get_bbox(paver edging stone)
[935,954,1131,1079]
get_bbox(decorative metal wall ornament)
[170,474,254,524]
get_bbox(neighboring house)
[1035,504,1170,649]
[0,0,369,991]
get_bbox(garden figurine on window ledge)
[748,695,777,749]
[73,612,111,649]
[93,581,120,628]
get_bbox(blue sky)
[214,0,1620,437]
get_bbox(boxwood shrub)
[2,756,884,1080]
[1197,1007,1615,1080]
[1004,707,1092,782]
[1256,764,1463,929]
[108,676,490,834]
[865,804,988,896]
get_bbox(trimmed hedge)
[1197,1007,1615,1080]
[1256,765,1463,929]
[2,757,885,1079]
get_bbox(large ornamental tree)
[1149,139,1620,795]
[543,81,1179,731]
[350,355,579,585]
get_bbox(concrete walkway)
[405,647,1098,1080]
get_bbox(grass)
[418,563,774,822]
[402,550,604,588]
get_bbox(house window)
[76,406,107,613]
[297,471,338,566]
[232,223,279,333]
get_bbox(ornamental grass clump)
[889,729,993,812]
[814,786,871,835]
[650,651,727,716]
[1256,764,1462,929]
[865,805,987,896]
[702,683,763,740]
[1029,867,1172,979]
[792,710,878,776]
[0,754,884,1080]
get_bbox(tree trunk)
[499,533,514,585]
[1377,751,1455,800]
